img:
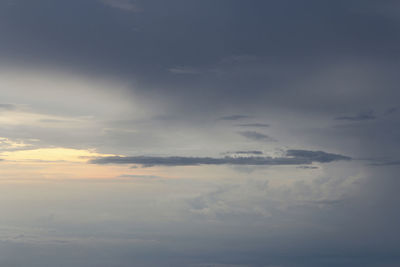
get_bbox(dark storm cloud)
[335,110,376,121]
[238,131,276,142]
[90,149,351,166]
[1,0,400,118]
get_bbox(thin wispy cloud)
[222,150,264,155]
[0,104,16,110]
[238,131,276,142]
[286,149,351,163]
[118,174,162,179]
[100,0,140,12]
[368,159,400,166]
[335,110,376,121]
[384,107,399,115]
[168,67,202,74]
[236,123,270,128]
[218,115,252,121]
[297,165,319,169]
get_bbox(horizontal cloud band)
[89,150,351,167]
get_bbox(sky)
[0,0,400,266]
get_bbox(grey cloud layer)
[238,131,276,142]
[1,0,400,117]
[218,115,251,121]
[90,149,351,166]
[223,150,264,155]
[335,110,376,121]
[0,104,16,110]
[236,123,270,128]
[286,149,351,163]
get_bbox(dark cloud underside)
[90,149,351,166]
[238,131,276,142]
[335,110,376,121]
[218,115,252,121]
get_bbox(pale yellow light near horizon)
[1,147,116,163]
[0,146,173,181]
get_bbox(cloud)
[0,137,33,151]
[0,104,16,111]
[384,107,399,115]
[90,149,351,167]
[236,123,270,128]
[169,67,202,74]
[296,166,319,169]
[218,115,251,121]
[223,151,264,155]
[219,54,259,64]
[100,0,140,12]
[118,174,162,179]
[334,110,376,121]
[238,131,276,142]
[286,149,351,163]
[368,160,400,166]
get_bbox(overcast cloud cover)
[0,0,400,266]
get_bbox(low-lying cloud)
[236,123,270,128]
[0,104,16,111]
[90,149,351,167]
[223,151,264,155]
[335,110,376,121]
[238,131,276,142]
[218,115,252,121]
